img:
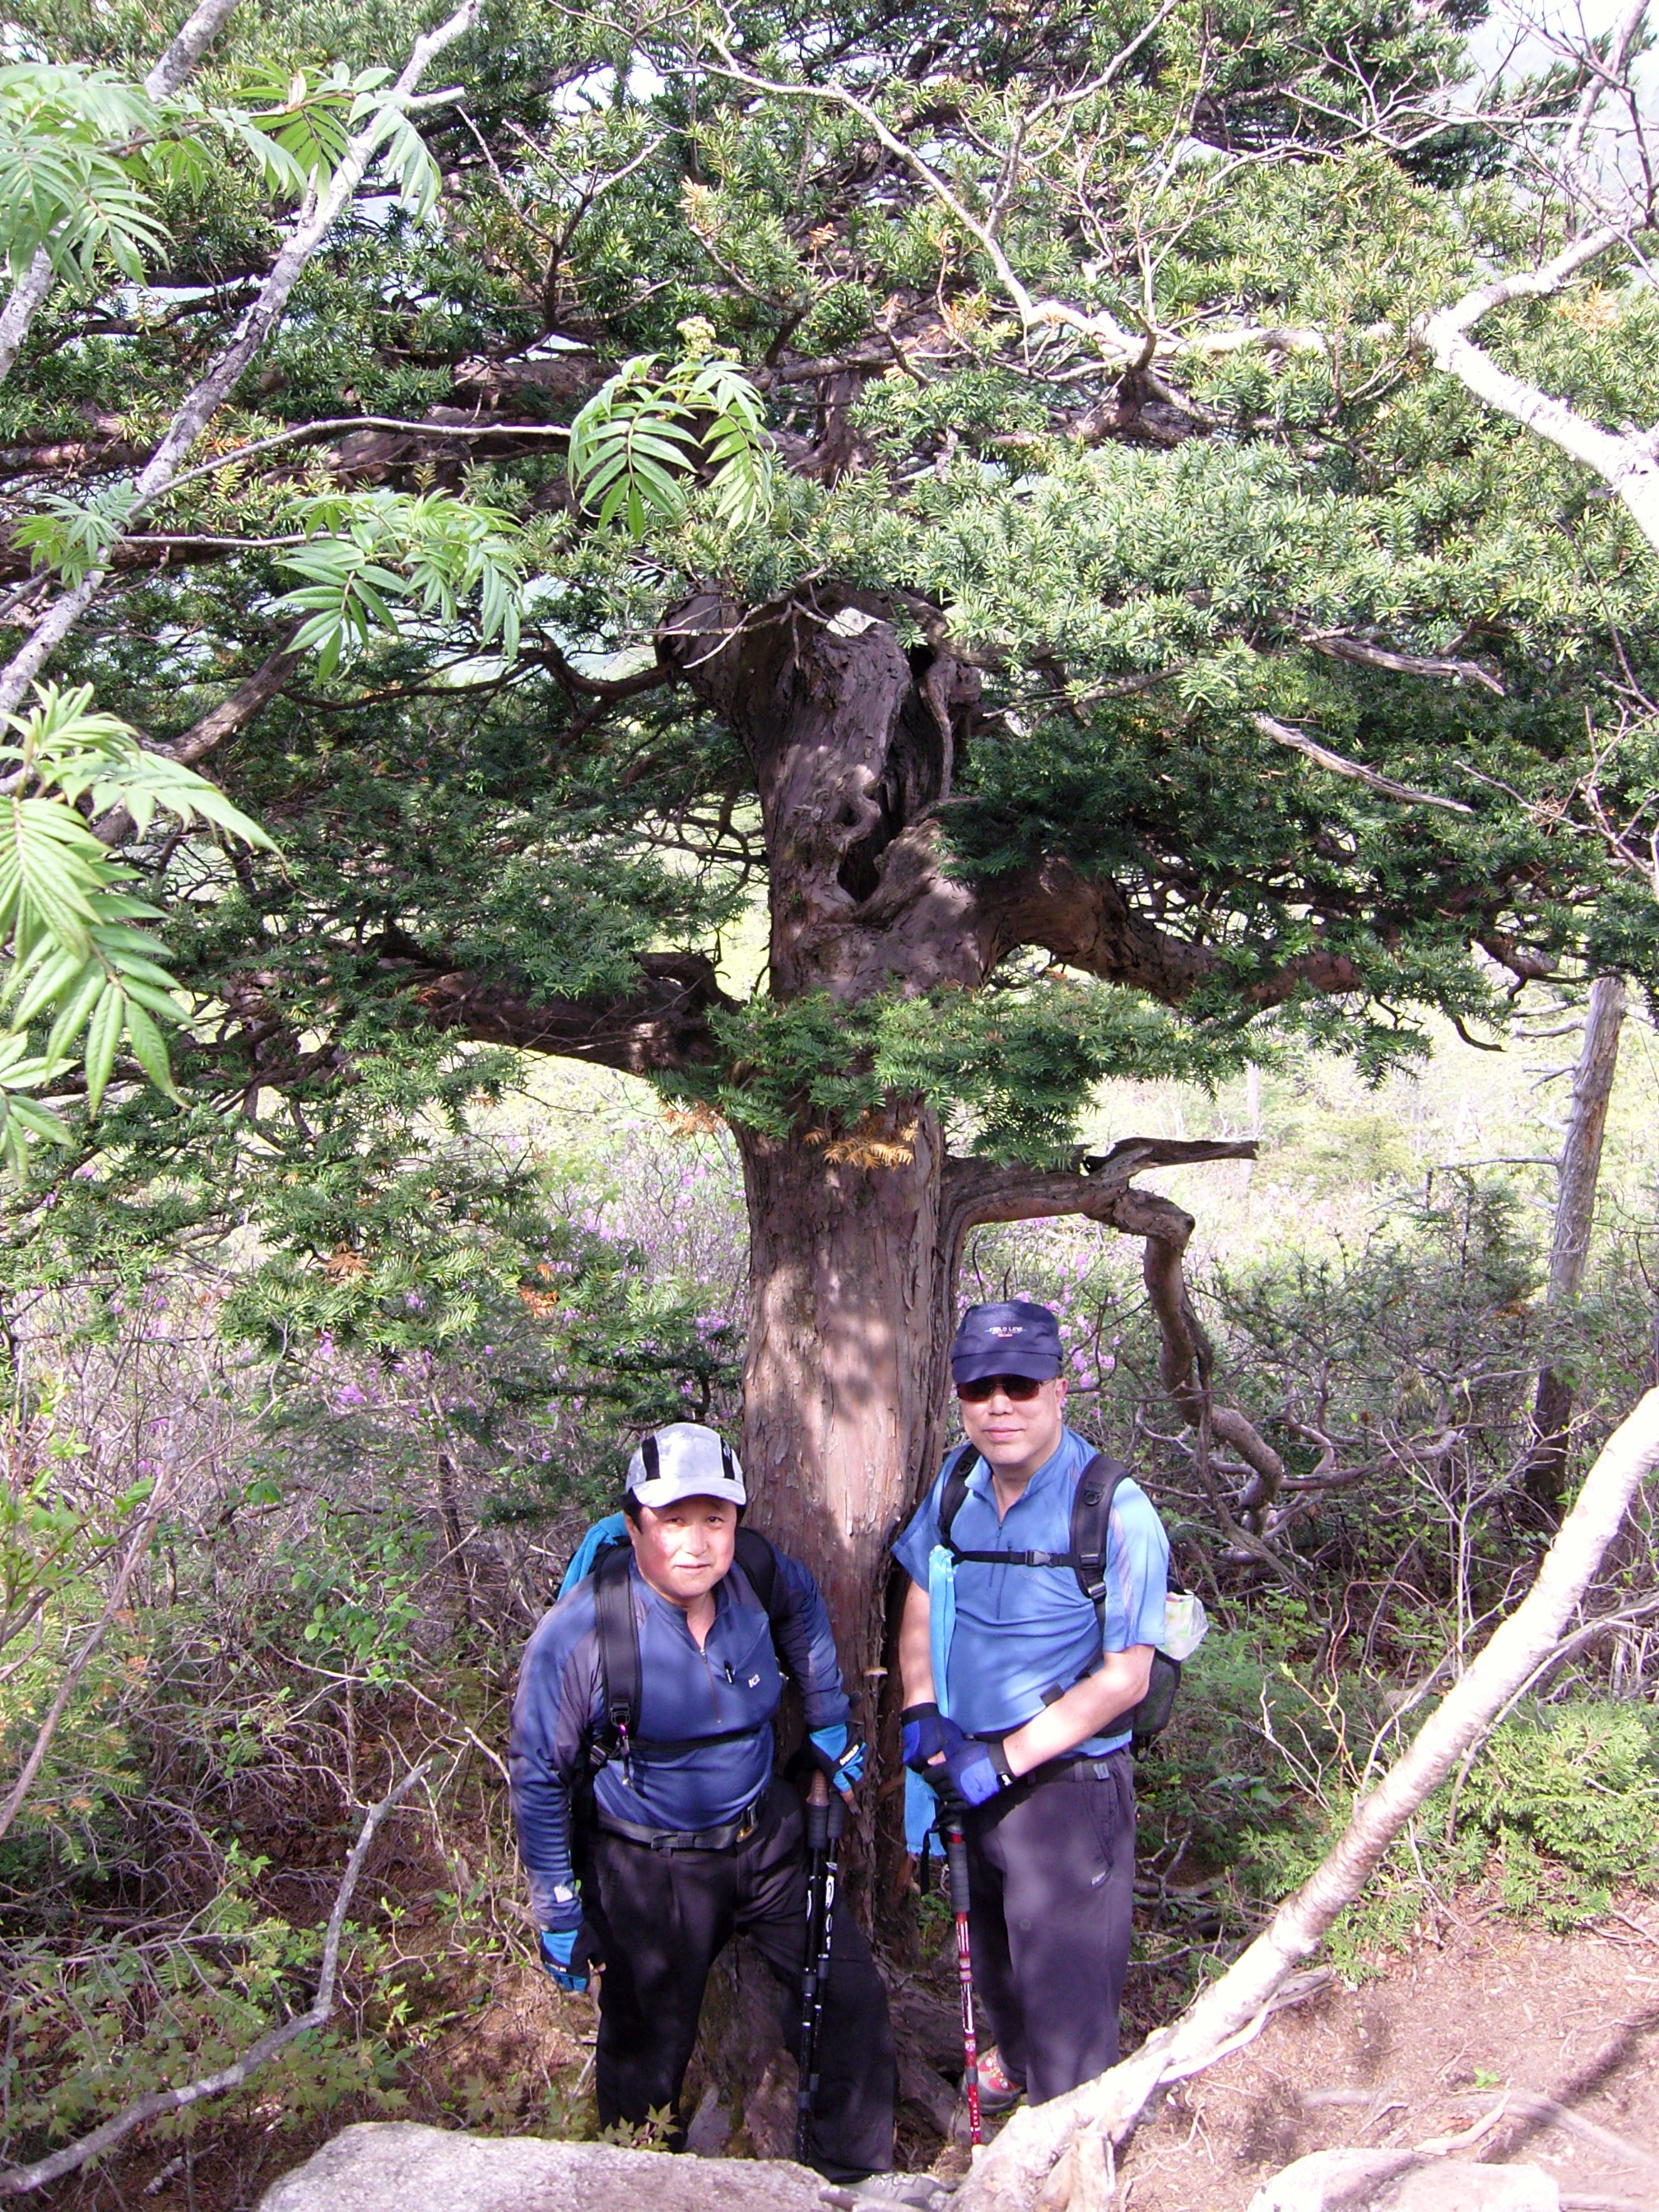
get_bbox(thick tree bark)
[737,1104,946,1697]
[660,590,982,1001]
[955,1386,1659,2212]
[1525,974,1627,1519]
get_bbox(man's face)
[957,1372,1067,1476]
[627,1494,738,1606]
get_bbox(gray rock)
[257,2121,835,2212]
[1245,2150,1560,2212]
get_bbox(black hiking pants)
[582,1778,895,2180]
[960,1750,1136,2106]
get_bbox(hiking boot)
[975,2046,1025,2114]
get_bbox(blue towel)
[557,1512,628,1601]
[926,1540,957,1720]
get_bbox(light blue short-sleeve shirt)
[894,1426,1169,1755]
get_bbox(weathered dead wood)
[1525,974,1627,1518]
[1418,228,1659,556]
[953,1387,1659,2212]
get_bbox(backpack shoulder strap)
[592,1540,641,1750]
[936,1445,980,1554]
[1070,1451,1132,1628]
[732,1524,789,1632]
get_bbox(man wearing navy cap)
[893,1300,1169,2107]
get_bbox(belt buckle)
[737,1796,760,1843]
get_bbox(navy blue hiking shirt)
[895,1426,1169,1757]
[510,1540,849,1926]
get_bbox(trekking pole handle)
[804,1765,830,1851]
[826,1791,847,1844]
[945,1824,970,1912]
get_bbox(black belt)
[595,1787,769,1853]
[1007,1749,1128,1791]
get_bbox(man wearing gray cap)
[894,1301,1169,2107]
[510,1422,894,2177]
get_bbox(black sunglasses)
[957,1373,1048,1403]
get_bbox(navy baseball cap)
[950,1300,1063,1385]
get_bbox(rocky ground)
[61,1894,1659,2210]
[1085,1904,1659,2212]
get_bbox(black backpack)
[583,1523,796,1770]
[936,1446,1182,1751]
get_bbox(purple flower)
[336,1382,367,1408]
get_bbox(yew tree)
[4,0,1658,1694]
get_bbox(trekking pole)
[944,1815,982,2146]
[795,1771,841,2162]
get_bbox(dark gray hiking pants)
[960,1749,1136,2105]
[582,1778,895,2179]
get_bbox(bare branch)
[1305,633,1505,698]
[0,1480,170,1846]
[0,1763,430,2198]
[1252,713,1475,814]
[0,0,483,720]
[1417,228,1659,555]
[1559,0,1651,193]
[701,42,1146,361]
[0,0,245,386]
[160,413,574,500]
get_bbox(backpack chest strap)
[947,1545,1086,1571]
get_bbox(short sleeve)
[1105,1485,1169,1652]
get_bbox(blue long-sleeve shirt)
[509,1538,850,1926]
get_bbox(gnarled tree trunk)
[655,589,1272,1685]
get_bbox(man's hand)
[540,1882,595,1991]
[807,1722,865,1796]
[540,1924,598,1991]
[940,1729,1015,1809]
[901,1702,952,1772]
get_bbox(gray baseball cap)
[625,1422,747,1509]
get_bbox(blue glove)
[807,1723,865,1796]
[540,1926,587,1991]
[901,1702,952,1772]
[540,1883,591,1991]
[941,1732,1015,1809]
